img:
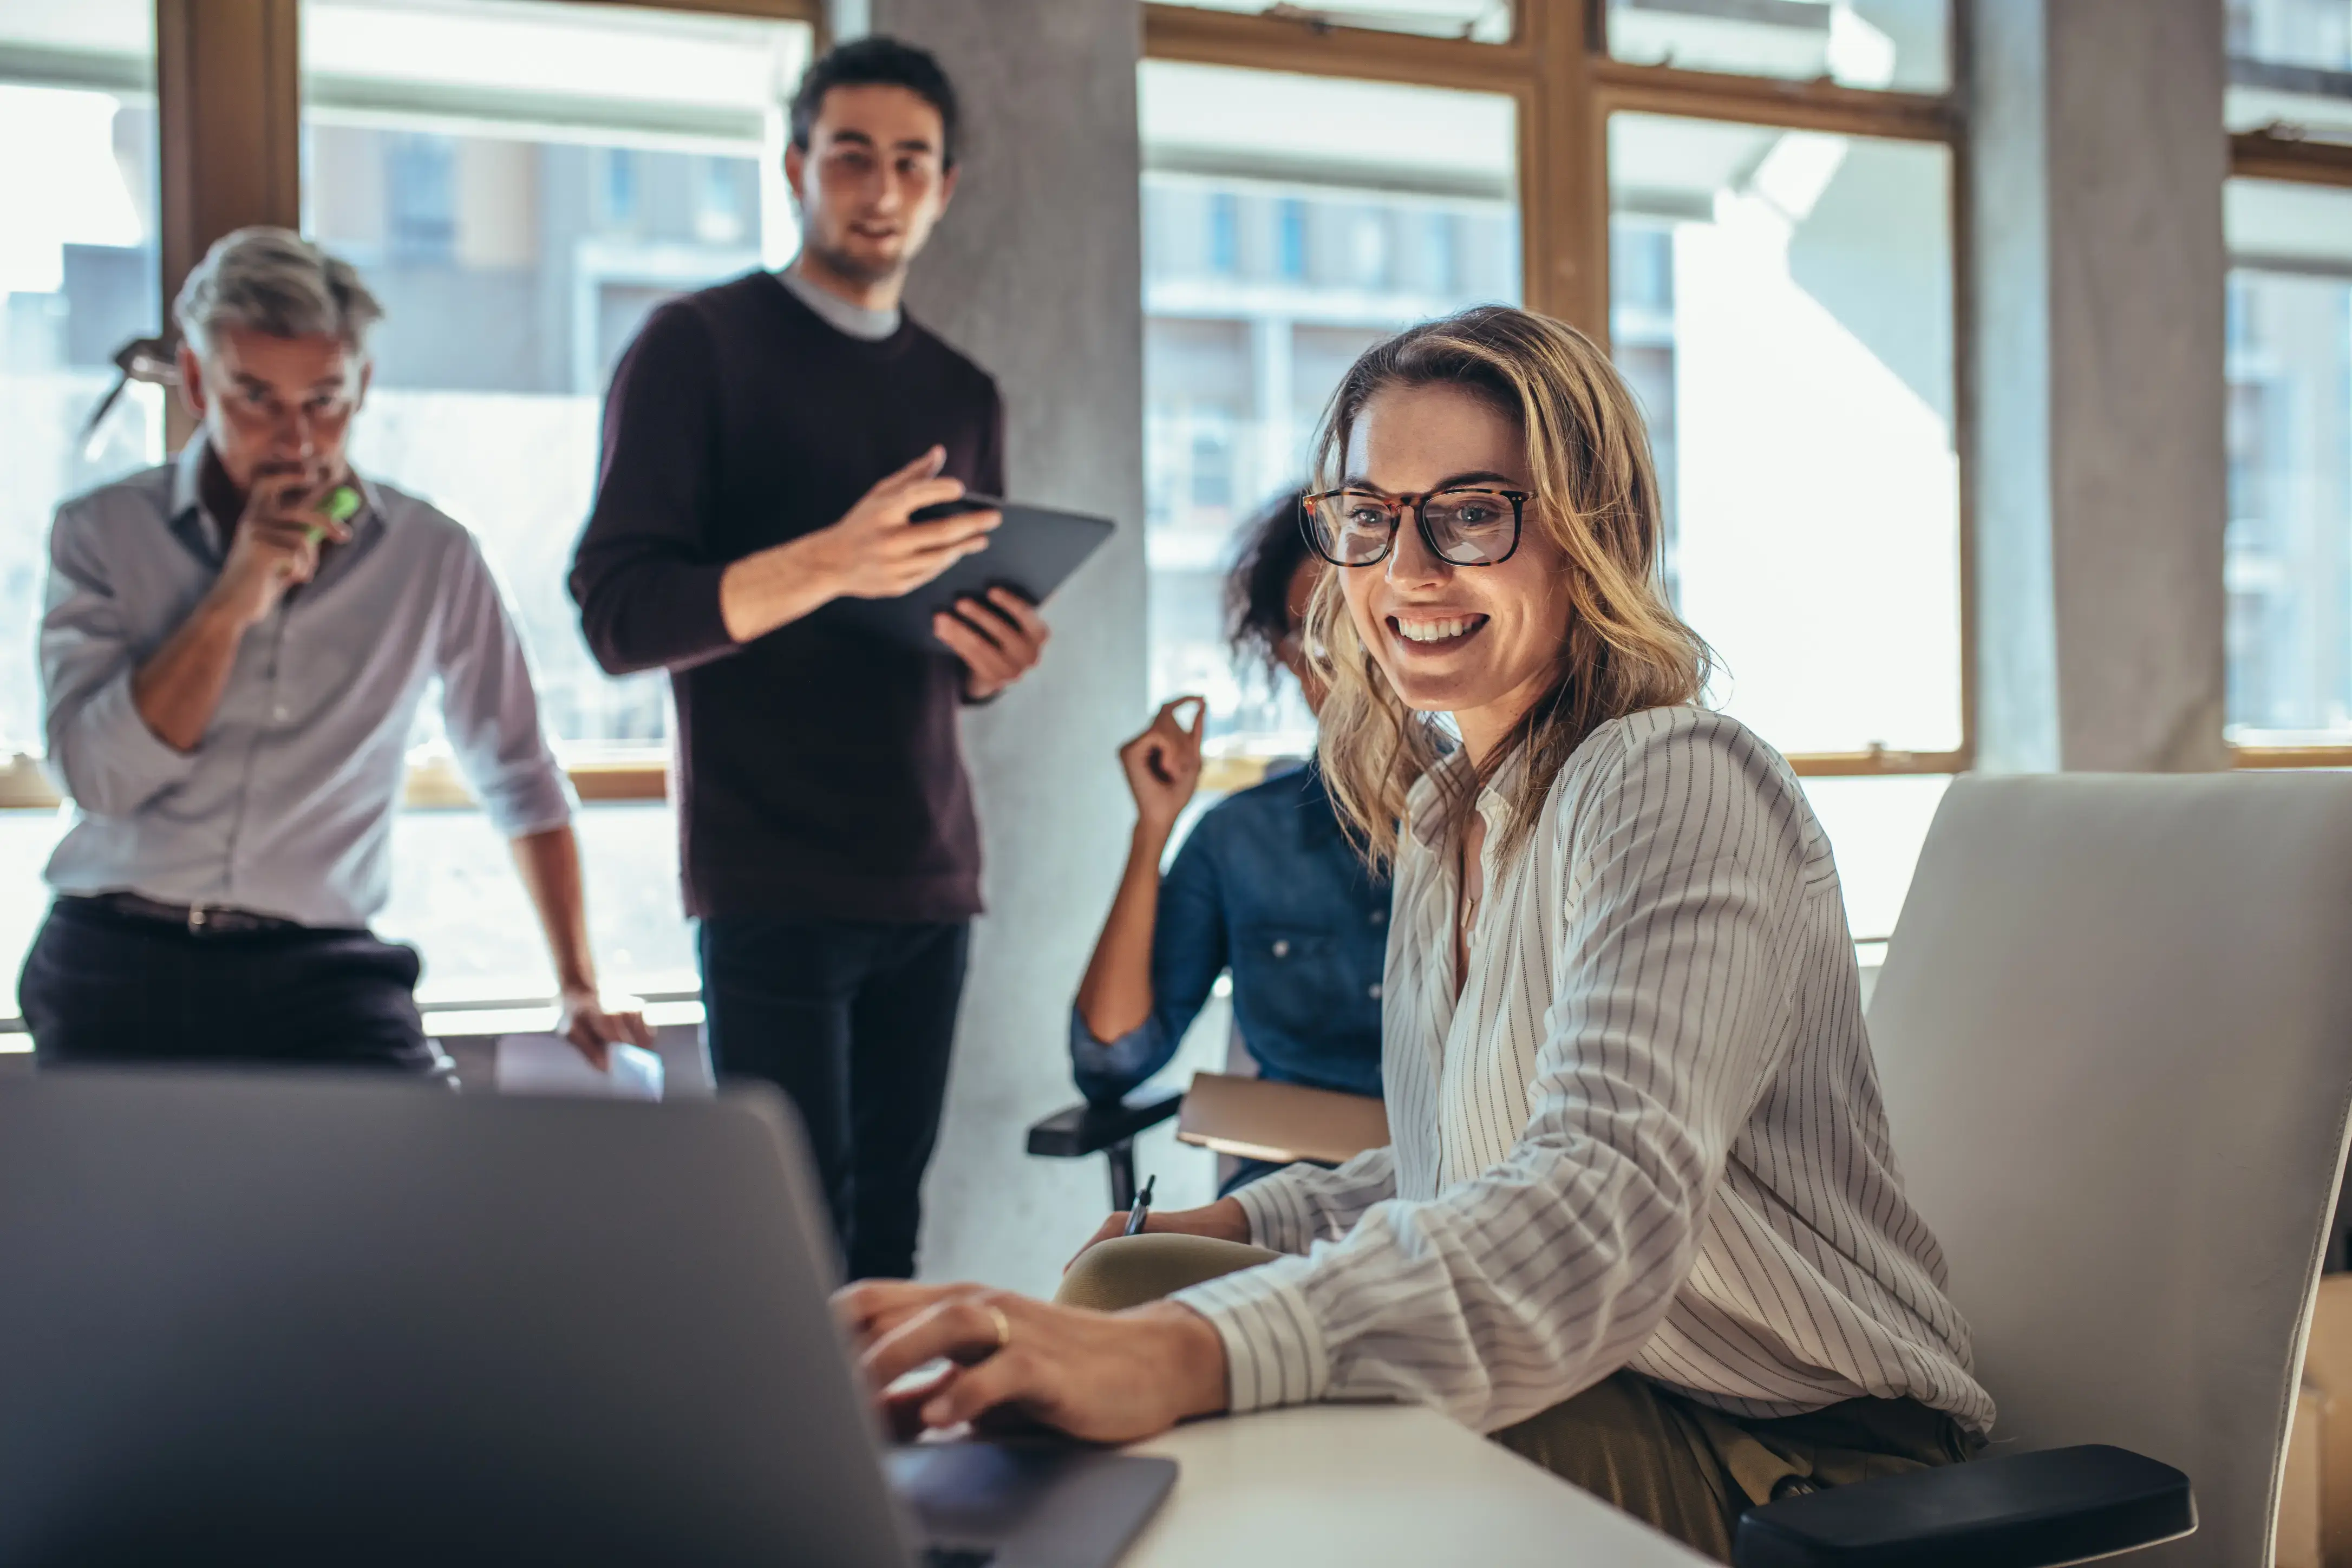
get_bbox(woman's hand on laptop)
[835,1280,1227,1445]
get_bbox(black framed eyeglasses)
[1300,486,1530,569]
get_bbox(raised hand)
[1118,696,1206,832]
[208,471,352,629]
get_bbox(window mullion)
[155,0,304,449]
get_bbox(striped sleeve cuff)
[1231,1167,1318,1254]
[1170,1253,1330,1414]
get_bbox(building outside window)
[385,133,458,263]
[1604,0,1950,94]
[600,148,640,228]
[2229,0,2352,134]
[2224,1,2352,754]
[2223,180,2352,747]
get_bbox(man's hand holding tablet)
[716,445,1002,642]
[935,585,1051,701]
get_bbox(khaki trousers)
[1057,1233,1978,1564]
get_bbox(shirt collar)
[1406,744,1523,850]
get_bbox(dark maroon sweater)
[569,272,1004,922]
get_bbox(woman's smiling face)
[1336,381,1573,763]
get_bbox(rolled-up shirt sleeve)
[1171,723,1802,1432]
[39,499,202,816]
[436,534,574,839]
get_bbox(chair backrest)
[1867,772,2352,1568]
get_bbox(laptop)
[0,1071,1175,1567]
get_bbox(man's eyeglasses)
[1300,487,1529,569]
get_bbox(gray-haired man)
[22,226,648,1073]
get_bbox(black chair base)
[1733,1443,2193,1568]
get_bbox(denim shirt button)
[1271,939,1291,958]
[1370,910,1386,925]
[1369,983,1383,999]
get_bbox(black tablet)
[814,495,1115,656]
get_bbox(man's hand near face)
[132,469,353,753]
[210,472,351,629]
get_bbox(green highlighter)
[310,484,362,545]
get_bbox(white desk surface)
[1120,1403,1714,1567]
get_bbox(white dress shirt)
[1173,705,1995,1437]
[39,441,574,929]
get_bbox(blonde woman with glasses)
[837,306,1990,1560]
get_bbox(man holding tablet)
[569,36,1046,1280]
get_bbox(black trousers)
[18,898,441,1073]
[698,916,970,1283]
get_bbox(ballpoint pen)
[1123,1173,1156,1237]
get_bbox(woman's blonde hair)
[1304,305,1713,867]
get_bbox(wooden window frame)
[1142,0,1975,782]
[2223,127,2352,773]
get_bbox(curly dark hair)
[1223,487,1316,674]
[790,36,962,169]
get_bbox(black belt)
[66,892,307,936]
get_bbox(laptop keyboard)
[920,1547,996,1568]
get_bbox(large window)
[1140,61,1520,761]
[2227,0,2352,144]
[1608,113,1961,759]
[0,0,162,771]
[303,0,811,763]
[1141,3,1965,939]
[1,0,1975,1022]
[0,2,812,1022]
[295,0,809,1005]
[2225,179,2352,747]
[0,1,161,1021]
[2225,2,2352,765]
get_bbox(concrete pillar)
[834,0,1148,1291]
[1969,0,2229,772]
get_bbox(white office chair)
[1736,772,2352,1566]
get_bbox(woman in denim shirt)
[1069,494,1388,1188]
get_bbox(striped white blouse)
[1172,706,1995,1436]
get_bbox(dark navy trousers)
[20,898,439,1073]
[697,916,969,1283]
